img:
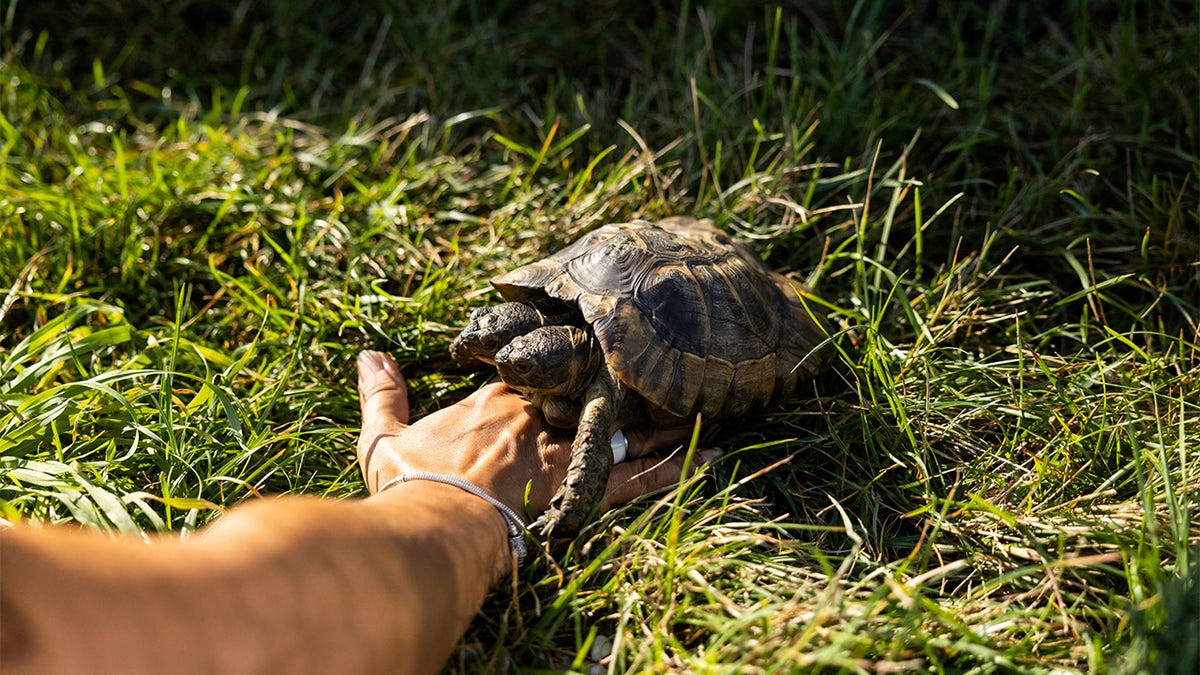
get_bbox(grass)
[2,0,1198,672]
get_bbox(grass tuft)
[3,0,1197,671]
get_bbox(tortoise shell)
[491,217,832,421]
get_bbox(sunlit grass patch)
[3,0,1197,672]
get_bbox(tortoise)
[451,216,834,536]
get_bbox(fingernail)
[697,448,723,464]
[358,350,399,382]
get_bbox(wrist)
[370,477,522,576]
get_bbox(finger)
[623,424,696,460]
[357,351,410,428]
[600,447,722,509]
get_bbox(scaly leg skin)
[532,370,625,537]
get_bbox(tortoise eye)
[509,357,535,376]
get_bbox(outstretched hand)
[356,350,717,523]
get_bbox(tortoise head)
[495,325,601,398]
[450,302,544,366]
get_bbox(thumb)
[357,350,410,429]
[600,447,722,509]
[356,351,411,489]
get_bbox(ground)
[1,1,1197,672]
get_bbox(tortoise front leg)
[532,369,624,538]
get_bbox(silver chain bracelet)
[378,472,529,566]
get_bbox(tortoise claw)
[529,510,564,539]
[530,491,588,539]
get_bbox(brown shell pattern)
[491,217,830,420]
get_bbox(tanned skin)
[0,351,711,675]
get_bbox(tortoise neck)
[565,327,604,399]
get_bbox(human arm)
[0,351,709,674]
